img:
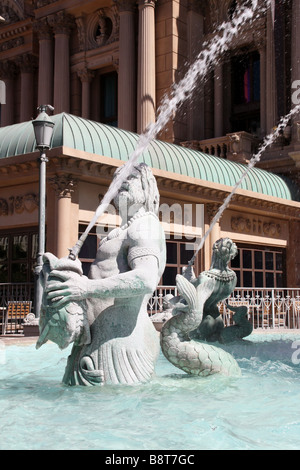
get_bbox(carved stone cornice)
[34,0,57,7]
[85,6,120,50]
[75,16,86,52]
[206,203,222,222]
[0,36,24,52]
[32,18,52,40]
[116,0,136,13]
[0,21,30,42]
[0,60,18,79]
[231,215,282,238]
[77,66,95,83]
[0,193,38,216]
[49,174,78,198]
[48,11,75,36]
[137,0,157,7]
[16,53,38,73]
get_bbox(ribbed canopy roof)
[0,112,298,201]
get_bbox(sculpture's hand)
[46,270,89,308]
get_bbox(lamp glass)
[33,120,54,150]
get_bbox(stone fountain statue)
[160,238,253,377]
[36,163,166,386]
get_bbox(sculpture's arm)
[46,255,159,308]
[46,216,165,308]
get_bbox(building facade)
[0,0,300,299]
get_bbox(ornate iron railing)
[0,283,35,335]
[1,283,300,335]
[149,286,300,330]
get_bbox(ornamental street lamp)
[32,105,54,318]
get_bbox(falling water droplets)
[69,0,286,260]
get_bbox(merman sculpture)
[36,163,166,386]
[160,238,253,377]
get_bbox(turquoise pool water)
[0,333,300,450]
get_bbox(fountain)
[34,0,300,385]
[1,0,300,451]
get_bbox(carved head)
[114,163,160,216]
[211,238,238,268]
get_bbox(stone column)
[291,0,300,142]
[214,62,223,138]
[77,67,95,119]
[137,0,156,134]
[49,175,78,258]
[0,60,17,126]
[187,0,204,140]
[33,19,54,106]
[118,0,136,131]
[18,54,37,122]
[48,12,74,114]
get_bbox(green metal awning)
[0,112,298,201]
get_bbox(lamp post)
[32,105,54,318]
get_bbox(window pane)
[276,252,283,271]
[101,72,118,126]
[243,271,253,287]
[12,235,28,260]
[276,273,283,288]
[162,267,177,286]
[266,272,274,288]
[254,251,263,269]
[180,243,193,265]
[166,243,177,264]
[233,270,240,287]
[0,237,8,262]
[255,271,263,287]
[230,249,240,268]
[82,262,92,277]
[31,234,38,259]
[0,264,8,282]
[79,234,97,260]
[265,252,274,270]
[243,250,252,269]
[11,263,27,282]
[30,261,37,282]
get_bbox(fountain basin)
[0,332,299,450]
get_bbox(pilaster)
[17,54,38,122]
[77,67,95,119]
[48,12,75,114]
[137,0,156,134]
[117,0,136,131]
[33,19,54,106]
[49,174,78,258]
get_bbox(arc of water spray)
[188,103,300,267]
[68,0,274,260]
